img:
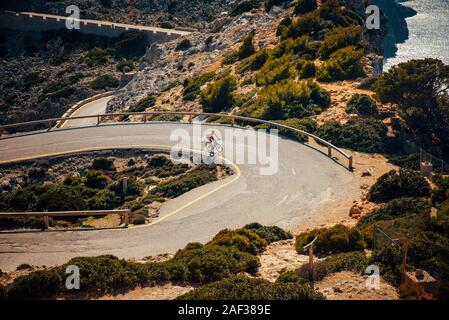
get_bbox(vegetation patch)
[177,276,325,300]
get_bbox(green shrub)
[276,271,305,284]
[319,26,363,59]
[244,222,293,243]
[357,197,430,228]
[86,47,110,67]
[299,60,316,78]
[346,94,378,116]
[107,178,143,198]
[368,246,403,286]
[265,0,289,12]
[169,245,260,283]
[316,46,364,82]
[431,175,449,206]
[151,166,217,198]
[294,0,317,15]
[295,224,367,255]
[254,80,329,120]
[16,264,32,271]
[85,170,110,189]
[36,184,86,212]
[256,54,295,86]
[296,251,368,282]
[315,118,388,153]
[177,276,325,300]
[272,36,319,59]
[92,158,115,171]
[116,59,134,73]
[200,75,237,113]
[90,75,119,90]
[368,170,431,203]
[6,269,62,300]
[208,228,268,255]
[183,72,215,101]
[237,49,269,73]
[129,95,156,112]
[387,153,420,171]
[87,189,121,210]
[285,12,322,39]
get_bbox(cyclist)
[206,130,217,144]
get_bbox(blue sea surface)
[383,0,449,69]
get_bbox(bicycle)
[205,139,223,157]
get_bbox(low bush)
[200,75,237,113]
[183,72,215,101]
[319,26,363,60]
[167,245,260,283]
[87,189,121,210]
[387,153,420,171]
[222,31,256,65]
[316,46,364,82]
[151,166,217,198]
[86,47,110,67]
[295,224,367,255]
[431,175,449,206]
[253,80,329,120]
[92,158,115,171]
[346,94,378,116]
[256,54,295,87]
[208,228,268,255]
[36,184,86,212]
[90,75,119,90]
[85,170,110,189]
[298,60,316,78]
[315,118,388,153]
[244,222,293,243]
[237,49,269,73]
[296,251,368,282]
[276,271,306,284]
[367,169,431,203]
[357,197,430,228]
[129,95,156,112]
[16,264,33,271]
[177,276,325,300]
[368,246,403,286]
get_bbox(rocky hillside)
[0,0,248,29]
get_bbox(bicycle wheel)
[215,142,223,153]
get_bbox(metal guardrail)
[0,210,130,230]
[0,111,353,170]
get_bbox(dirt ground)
[315,270,399,300]
[98,283,194,300]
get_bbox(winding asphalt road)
[0,100,358,271]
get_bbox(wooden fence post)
[327,145,332,157]
[123,211,129,227]
[97,114,101,125]
[303,237,318,282]
[349,156,353,171]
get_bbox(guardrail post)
[97,114,101,125]
[0,128,4,137]
[143,114,147,123]
[47,120,53,131]
[43,211,49,230]
[231,118,235,127]
[349,156,353,171]
[327,145,332,157]
[124,211,129,227]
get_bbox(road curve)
[0,123,358,271]
[61,95,113,128]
